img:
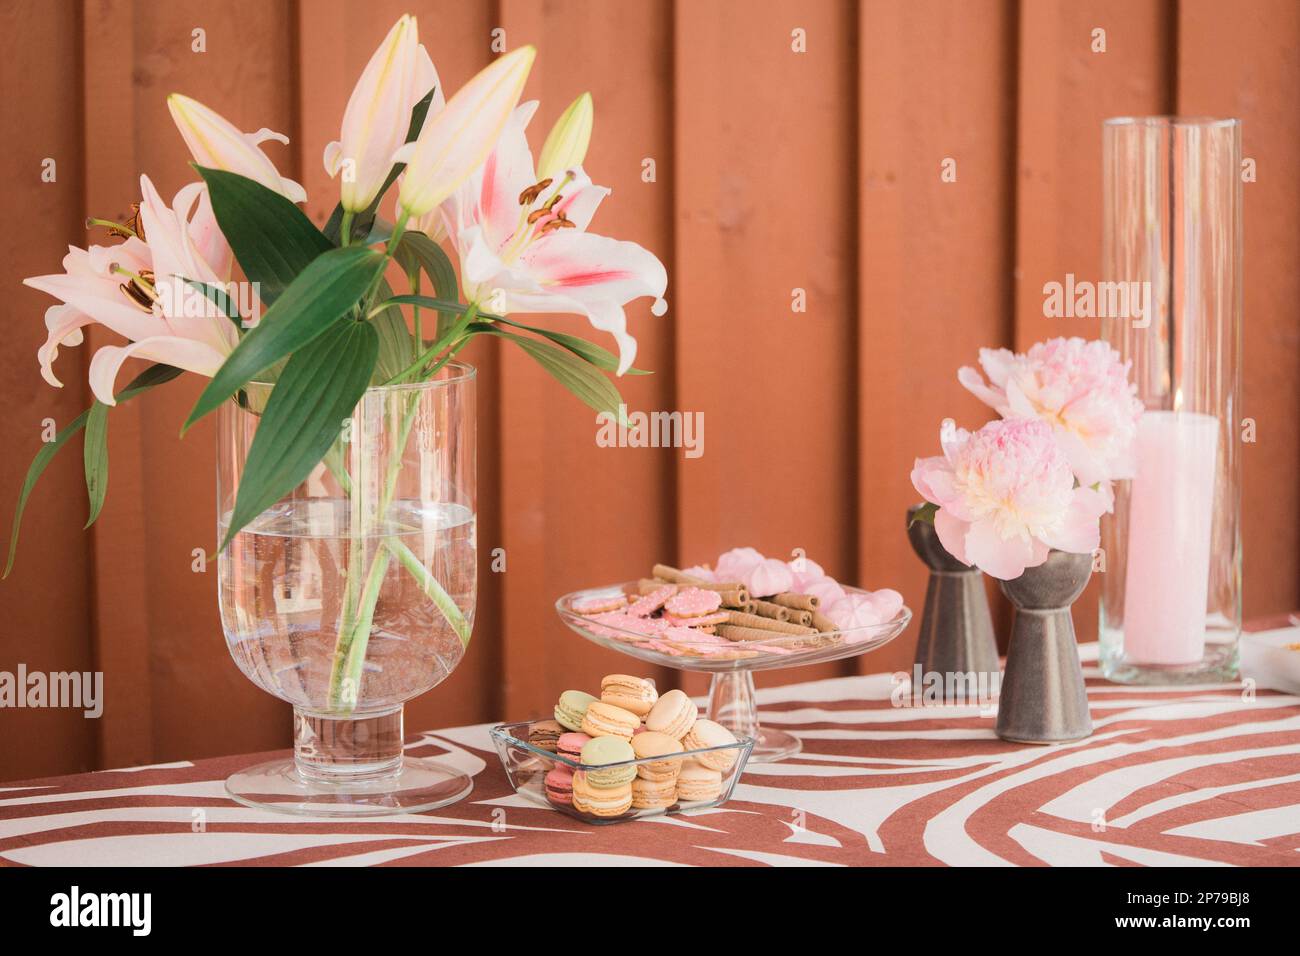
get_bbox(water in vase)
[218,498,476,716]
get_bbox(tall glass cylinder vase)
[217,364,477,814]
[1100,117,1242,684]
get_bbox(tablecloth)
[3,639,1299,867]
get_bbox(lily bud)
[394,45,536,218]
[536,92,593,180]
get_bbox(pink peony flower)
[910,417,1107,580]
[957,337,1143,492]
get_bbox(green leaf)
[323,88,436,246]
[195,167,332,305]
[82,402,109,529]
[370,276,414,384]
[182,277,242,330]
[909,502,939,527]
[494,315,651,375]
[184,246,386,432]
[4,364,182,578]
[487,328,625,417]
[222,319,379,549]
[392,231,459,335]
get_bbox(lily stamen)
[518,177,553,205]
[110,264,157,312]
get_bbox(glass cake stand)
[556,583,911,762]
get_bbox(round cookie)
[631,775,677,810]
[631,730,684,781]
[580,700,641,740]
[600,674,658,717]
[675,760,723,803]
[544,767,574,806]
[572,772,633,818]
[556,732,591,764]
[554,690,597,731]
[645,689,698,739]
[527,719,564,753]
[681,718,739,771]
[579,736,637,788]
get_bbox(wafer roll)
[751,600,790,622]
[772,592,818,612]
[652,563,700,584]
[784,608,814,627]
[812,611,839,633]
[717,588,750,607]
[716,624,797,643]
[638,578,677,595]
[725,610,817,636]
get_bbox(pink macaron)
[544,767,575,806]
[556,732,592,764]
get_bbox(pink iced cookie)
[745,558,794,598]
[628,585,675,617]
[664,611,729,627]
[664,587,722,618]
[572,593,628,615]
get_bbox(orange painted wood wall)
[1,0,1296,779]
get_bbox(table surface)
[3,639,1299,867]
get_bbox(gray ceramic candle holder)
[995,549,1094,744]
[907,504,1000,704]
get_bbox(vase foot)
[225,755,473,817]
[748,727,802,763]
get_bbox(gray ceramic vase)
[995,549,1094,744]
[907,504,1000,704]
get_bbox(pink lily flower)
[24,175,239,405]
[167,94,306,203]
[910,417,1107,581]
[439,100,667,375]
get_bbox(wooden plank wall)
[1,0,1296,778]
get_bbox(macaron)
[544,767,574,806]
[554,690,597,731]
[556,732,592,764]
[631,730,684,781]
[580,700,641,740]
[631,775,677,810]
[572,772,632,818]
[527,719,564,753]
[579,735,637,787]
[600,674,659,717]
[681,718,739,771]
[675,760,723,803]
[645,688,698,739]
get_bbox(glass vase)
[217,364,477,815]
[1099,116,1242,684]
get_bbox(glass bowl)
[489,720,755,825]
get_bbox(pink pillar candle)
[1122,411,1219,664]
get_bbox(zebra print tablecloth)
[3,639,1298,867]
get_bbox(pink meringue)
[745,558,794,597]
[679,564,717,582]
[713,546,765,582]
[863,588,903,623]
[787,556,826,591]
[800,575,846,608]
[824,594,884,631]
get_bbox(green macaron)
[554,690,598,731]
[579,735,637,788]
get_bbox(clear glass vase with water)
[217,363,477,815]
